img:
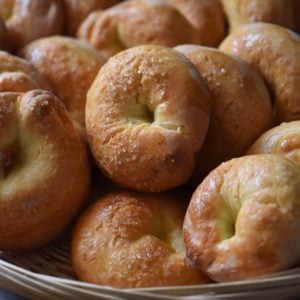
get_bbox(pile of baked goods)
[1,0,300,289]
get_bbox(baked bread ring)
[175,45,272,182]
[86,45,211,192]
[72,190,209,288]
[0,90,90,251]
[220,23,300,124]
[165,0,226,47]
[184,154,300,282]
[0,0,63,49]
[220,0,295,33]
[248,121,300,163]
[19,36,105,136]
[62,0,121,36]
[77,0,199,60]
[0,50,51,93]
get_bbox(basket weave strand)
[1,186,300,299]
[1,246,300,300]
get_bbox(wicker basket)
[1,231,300,300]
[1,179,300,300]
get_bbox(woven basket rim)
[2,258,300,299]
[1,187,300,299]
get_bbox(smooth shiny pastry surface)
[220,23,300,124]
[0,50,51,93]
[0,0,63,49]
[220,0,295,32]
[86,45,211,192]
[20,36,105,135]
[77,0,199,60]
[0,90,90,251]
[165,0,226,47]
[62,0,121,36]
[175,45,272,182]
[248,121,300,163]
[72,190,209,288]
[184,154,300,282]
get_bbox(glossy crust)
[72,190,209,288]
[20,36,105,135]
[86,45,211,192]
[220,0,295,32]
[220,23,300,124]
[0,0,63,49]
[0,90,90,251]
[184,154,300,282]
[176,45,272,182]
[62,0,121,35]
[166,0,226,47]
[77,0,199,60]
[0,50,51,93]
[247,121,300,163]
[0,18,10,51]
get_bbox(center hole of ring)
[0,142,21,178]
[225,220,236,239]
[128,101,155,125]
[0,1,14,21]
[139,103,154,124]
[154,215,169,242]
[217,208,237,240]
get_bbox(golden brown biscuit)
[20,36,105,136]
[0,0,63,49]
[77,0,199,60]
[175,45,272,182]
[220,0,295,32]
[220,23,300,124]
[72,190,209,288]
[165,0,226,47]
[62,0,121,36]
[86,45,211,192]
[0,90,90,251]
[248,121,300,163]
[184,154,300,282]
[0,50,51,93]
